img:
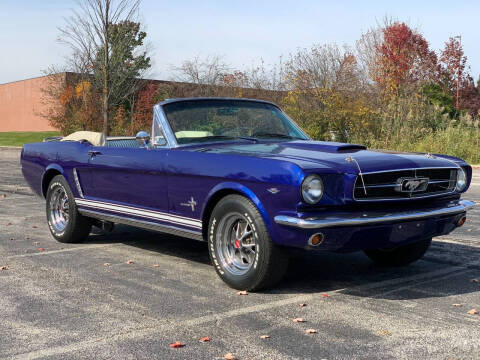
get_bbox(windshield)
[162,100,309,145]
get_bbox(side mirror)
[154,136,167,147]
[136,131,151,148]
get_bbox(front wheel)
[208,195,289,291]
[46,175,92,243]
[364,238,432,267]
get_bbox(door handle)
[88,150,102,158]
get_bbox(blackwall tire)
[208,194,289,291]
[364,238,432,267]
[46,175,92,243]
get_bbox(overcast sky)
[0,0,478,84]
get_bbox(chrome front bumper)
[274,199,476,229]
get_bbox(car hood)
[192,140,463,174]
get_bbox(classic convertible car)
[21,98,475,290]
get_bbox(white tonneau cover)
[61,131,106,146]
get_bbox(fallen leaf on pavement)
[305,329,318,334]
[321,293,330,297]
[224,353,236,360]
[467,309,478,315]
[237,290,248,295]
[260,335,270,339]
[452,304,462,307]
[126,260,134,264]
[199,336,210,343]
[299,303,307,307]
[169,341,184,348]
[0,266,7,271]
[37,248,44,252]
[378,330,391,336]
[293,317,306,323]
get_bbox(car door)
[84,146,169,213]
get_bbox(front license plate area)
[389,219,435,244]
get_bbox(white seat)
[175,130,213,138]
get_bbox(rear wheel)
[208,195,289,291]
[46,175,92,243]
[364,238,432,267]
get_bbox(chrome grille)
[354,168,458,200]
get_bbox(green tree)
[93,20,151,132]
[58,0,151,135]
[422,83,456,120]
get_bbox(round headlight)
[301,175,324,204]
[456,168,467,191]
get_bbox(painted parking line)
[6,243,130,259]
[11,258,480,360]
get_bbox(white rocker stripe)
[76,198,200,222]
[75,198,202,229]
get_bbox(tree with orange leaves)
[131,83,159,134]
[374,22,438,95]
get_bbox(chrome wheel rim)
[49,187,69,232]
[216,213,257,276]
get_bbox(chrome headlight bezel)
[301,174,324,204]
[456,168,467,192]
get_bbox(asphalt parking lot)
[0,147,479,360]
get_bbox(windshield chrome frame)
[152,104,178,148]
[152,98,311,148]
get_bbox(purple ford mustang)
[21,98,475,290]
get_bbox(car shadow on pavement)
[84,224,480,300]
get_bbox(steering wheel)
[219,127,251,137]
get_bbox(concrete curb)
[0,146,22,149]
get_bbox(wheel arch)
[201,182,271,241]
[41,164,65,198]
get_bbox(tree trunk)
[102,89,108,135]
[102,0,110,136]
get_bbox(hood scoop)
[285,141,366,153]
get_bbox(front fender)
[201,181,272,234]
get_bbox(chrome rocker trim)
[274,199,476,229]
[78,209,204,241]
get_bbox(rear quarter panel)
[21,141,90,198]
[21,142,60,196]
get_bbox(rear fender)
[41,164,65,198]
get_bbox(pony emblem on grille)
[395,177,429,193]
